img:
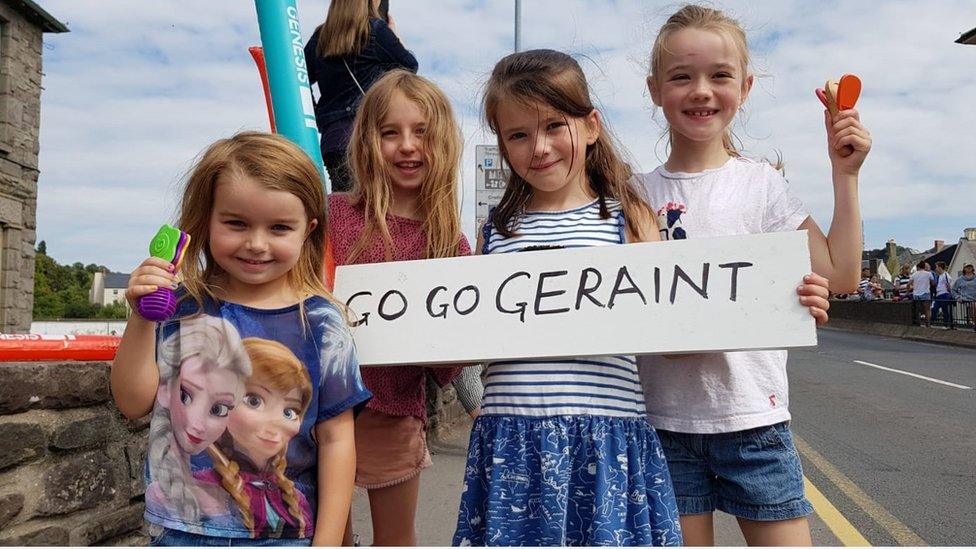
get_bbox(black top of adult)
[304,17,418,150]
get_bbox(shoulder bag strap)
[343,59,366,96]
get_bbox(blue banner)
[254,0,330,191]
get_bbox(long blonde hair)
[345,69,464,262]
[648,4,751,158]
[316,0,378,57]
[484,49,656,242]
[207,338,313,539]
[177,131,331,311]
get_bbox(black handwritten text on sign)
[333,231,815,366]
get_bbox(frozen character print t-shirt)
[143,294,371,540]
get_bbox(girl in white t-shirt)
[638,5,872,546]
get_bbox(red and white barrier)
[0,334,120,362]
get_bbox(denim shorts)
[148,525,313,547]
[913,293,931,301]
[657,421,813,521]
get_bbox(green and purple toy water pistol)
[137,225,190,321]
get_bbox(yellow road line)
[805,476,871,546]
[795,434,927,546]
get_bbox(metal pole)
[514,0,522,52]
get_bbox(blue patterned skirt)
[453,414,682,546]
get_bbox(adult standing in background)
[305,0,418,192]
[909,261,934,327]
[931,261,955,329]
[894,264,912,301]
[952,264,976,330]
[858,267,873,301]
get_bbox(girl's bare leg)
[367,474,421,546]
[679,513,715,546]
[737,516,812,547]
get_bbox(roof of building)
[949,239,976,269]
[923,244,958,267]
[896,250,926,267]
[103,272,130,289]
[7,0,69,33]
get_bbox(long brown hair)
[345,69,464,262]
[177,132,330,311]
[316,0,378,57]
[207,338,313,539]
[648,4,751,159]
[483,49,656,241]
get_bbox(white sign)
[474,144,510,232]
[333,231,816,366]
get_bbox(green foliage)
[97,301,130,319]
[32,244,128,319]
[863,243,918,261]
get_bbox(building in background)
[947,228,976,277]
[923,239,957,272]
[0,1,67,332]
[89,270,130,309]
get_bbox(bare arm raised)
[111,257,177,419]
[802,108,872,293]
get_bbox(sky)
[35,0,976,272]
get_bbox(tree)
[96,301,129,319]
[32,246,112,319]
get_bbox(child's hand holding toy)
[127,224,190,322]
[816,73,871,174]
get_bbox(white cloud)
[36,0,976,272]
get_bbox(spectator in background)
[932,261,954,329]
[858,267,873,301]
[305,0,418,192]
[924,261,936,291]
[869,274,884,300]
[909,260,933,327]
[894,264,912,301]
[952,264,976,331]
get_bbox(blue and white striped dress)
[453,199,681,547]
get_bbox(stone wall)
[828,299,915,325]
[0,361,147,545]
[0,3,45,333]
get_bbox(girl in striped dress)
[452,49,681,547]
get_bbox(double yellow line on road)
[795,435,927,546]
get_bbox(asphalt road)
[790,328,976,546]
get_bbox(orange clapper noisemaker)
[815,74,861,118]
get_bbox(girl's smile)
[392,159,424,179]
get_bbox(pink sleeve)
[457,234,472,257]
[327,193,359,265]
